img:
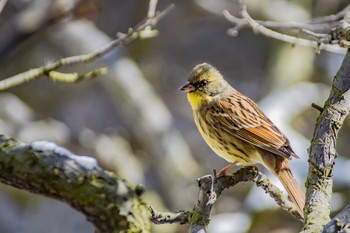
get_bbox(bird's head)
[179,63,230,110]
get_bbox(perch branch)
[151,166,301,231]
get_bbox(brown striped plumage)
[179,63,305,218]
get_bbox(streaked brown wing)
[206,91,297,159]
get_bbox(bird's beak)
[179,82,195,93]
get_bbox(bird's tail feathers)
[276,166,305,218]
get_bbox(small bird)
[179,63,305,217]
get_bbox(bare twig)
[140,0,160,39]
[224,11,340,33]
[311,103,324,112]
[299,29,331,43]
[0,4,175,91]
[223,2,348,54]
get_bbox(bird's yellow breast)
[192,110,264,166]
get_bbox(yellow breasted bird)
[179,63,305,218]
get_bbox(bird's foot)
[215,161,238,179]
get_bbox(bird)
[179,63,305,218]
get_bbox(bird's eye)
[198,80,208,87]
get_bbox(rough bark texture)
[302,49,350,233]
[0,135,150,233]
[323,204,350,233]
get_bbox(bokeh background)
[0,0,350,232]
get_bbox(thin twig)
[223,10,340,33]
[239,4,345,54]
[0,4,175,91]
[311,103,324,112]
[141,0,160,39]
[254,173,302,220]
[299,29,331,43]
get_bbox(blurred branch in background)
[0,0,83,59]
[223,1,349,54]
[0,3,175,91]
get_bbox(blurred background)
[0,0,350,232]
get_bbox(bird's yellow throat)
[186,91,215,111]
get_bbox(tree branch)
[0,135,150,232]
[223,1,349,54]
[301,49,350,232]
[0,3,175,91]
[0,0,84,59]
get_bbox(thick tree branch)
[301,49,350,232]
[0,135,150,232]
